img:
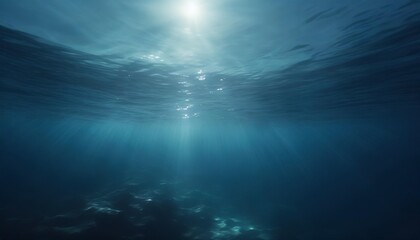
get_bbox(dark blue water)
[1,0,420,239]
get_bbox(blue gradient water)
[1,0,420,239]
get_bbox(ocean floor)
[0,179,277,240]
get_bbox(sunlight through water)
[182,1,201,20]
[1,1,420,238]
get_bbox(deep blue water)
[1,0,420,239]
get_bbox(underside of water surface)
[1,0,420,239]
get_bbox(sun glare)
[183,2,201,20]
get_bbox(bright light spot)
[231,226,241,234]
[197,69,206,81]
[217,220,226,228]
[183,2,201,20]
[176,104,194,111]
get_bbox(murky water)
[1,0,420,239]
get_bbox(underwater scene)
[1,0,420,239]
